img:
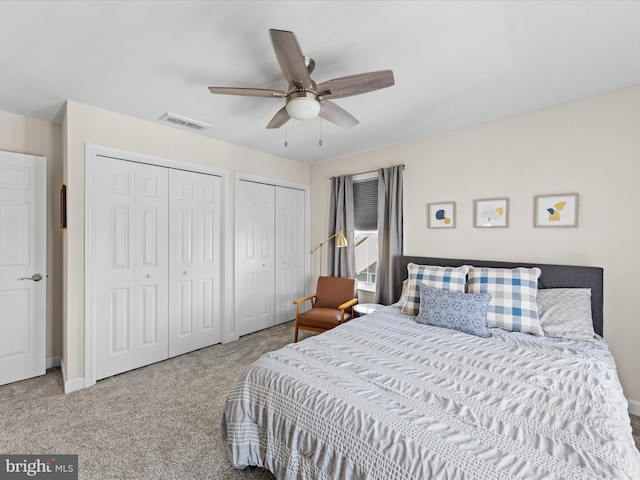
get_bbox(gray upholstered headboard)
[393,256,604,337]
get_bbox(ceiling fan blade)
[208,86,286,98]
[270,29,313,90]
[266,106,290,129]
[317,70,395,99]
[319,101,359,129]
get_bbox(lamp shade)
[335,230,348,248]
[309,230,348,276]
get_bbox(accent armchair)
[293,276,358,342]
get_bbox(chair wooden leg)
[294,324,299,342]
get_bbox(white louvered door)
[168,169,222,357]
[93,158,169,380]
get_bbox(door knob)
[18,273,43,282]
[146,274,151,278]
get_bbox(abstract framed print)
[428,201,456,228]
[474,198,509,228]
[534,193,579,227]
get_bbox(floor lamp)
[310,230,348,276]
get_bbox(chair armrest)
[337,298,358,323]
[293,294,316,316]
[293,294,316,306]
[337,298,358,311]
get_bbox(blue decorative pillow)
[467,266,543,336]
[417,284,492,337]
[401,263,469,315]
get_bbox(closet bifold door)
[93,158,169,381]
[236,180,276,337]
[274,186,305,325]
[168,170,223,357]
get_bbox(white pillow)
[537,288,595,341]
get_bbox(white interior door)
[236,180,275,336]
[169,170,222,357]
[275,187,305,324]
[93,158,169,380]
[0,152,46,386]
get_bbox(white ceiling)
[1,1,640,164]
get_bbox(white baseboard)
[46,355,61,369]
[60,358,85,394]
[628,399,640,416]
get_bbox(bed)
[221,256,640,479]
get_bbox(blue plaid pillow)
[417,284,492,337]
[467,266,543,336]
[401,263,469,315]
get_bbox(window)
[353,177,378,292]
[354,231,378,290]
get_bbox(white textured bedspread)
[222,306,640,479]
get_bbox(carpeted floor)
[0,322,307,479]
[1,321,639,479]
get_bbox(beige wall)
[0,110,63,365]
[310,85,640,407]
[64,101,310,387]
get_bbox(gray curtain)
[327,175,355,278]
[375,165,404,304]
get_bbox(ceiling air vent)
[159,112,210,131]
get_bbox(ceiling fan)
[208,29,395,129]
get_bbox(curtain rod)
[329,163,406,179]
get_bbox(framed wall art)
[428,201,456,228]
[474,198,509,228]
[534,193,579,227]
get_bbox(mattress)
[222,306,640,479]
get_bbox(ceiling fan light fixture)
[208,30,394,130]
[286,91,320,121]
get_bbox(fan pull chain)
[319,119,323,146]
[284,123,288,147]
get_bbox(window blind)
[353,178,378,231]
